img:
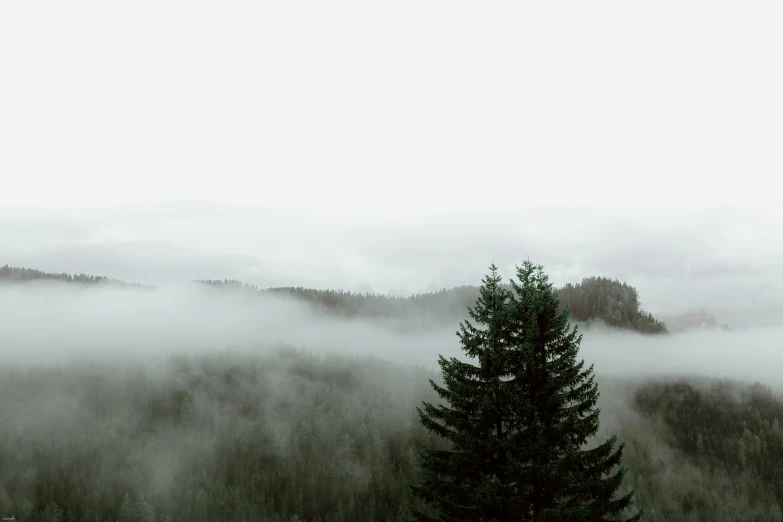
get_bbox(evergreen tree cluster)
[410,263,640,521]
[557,278,666,334]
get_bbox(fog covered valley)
[5,0,783,518]
[1,267,783,522]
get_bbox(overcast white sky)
[1,2,782,327]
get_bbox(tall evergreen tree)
[409,261,640,521]
[118,493,134,522]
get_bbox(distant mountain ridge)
[199,276,668,335]
[1,264,668,334]
[0,264,143,288]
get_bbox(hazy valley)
[1,266,783,521]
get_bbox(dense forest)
[0,349,781,522]
[557,277,667,334]
[632,379,783,520]
[1,263,780,520]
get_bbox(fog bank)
[1,283,782,391]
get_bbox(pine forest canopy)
[0,349,782,522]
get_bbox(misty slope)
[630,380,783,519]
[0,265,666,334]
[1,350,782,522]
[200,278,667,334]
[557,277,667,334]
[0,349,439,522]
[0,265,142,288]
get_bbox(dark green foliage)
[628,379,783,520]
[557,278,666,334]
[410,262,640,521]
[0,349,439,522]
[0,352,782,521]
[408,265,516,521]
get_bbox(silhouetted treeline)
[557,277,667,334]
[201,278,667,334]
[0,265,140,288]
[266,285,482,323]
[2,266,665,334]
[1,351,781,522]
[196,279,482,328]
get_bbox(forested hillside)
[0,349,438,522]
[0,350,780,522]
[0,265,139,287]
[201,277,667,334]
[198,280,481,328]
[630,379,783,520]
[1,265,666,334]
[557,277,667,334]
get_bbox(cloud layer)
[2,282,782,391]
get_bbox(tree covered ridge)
[632,379,783,520]
[1,265,665,334]
[557,277,667,334]
[201,278,666,334]
[0,265,142,288]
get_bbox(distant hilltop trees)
[198,279,482,325]
[200,276,668,335]
[557,276,668,334]
[1,265,667,334]
[0,265,141,288]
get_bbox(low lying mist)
[2,281,783,521]
[1,281,782,391]
[0,282,456,367]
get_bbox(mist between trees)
[1,266,783,521]
[1,264,666,334]
[1,349,782,522]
